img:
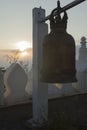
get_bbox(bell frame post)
[27,7,48,127]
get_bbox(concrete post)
[27,7,48,127]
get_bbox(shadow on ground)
[0,94,87,129]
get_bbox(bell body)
[40,28,77,83]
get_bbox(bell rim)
[40,77,77,83]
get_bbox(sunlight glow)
[16,41,32,52]
[21,51,28,57]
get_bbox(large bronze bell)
[40,3,77,83]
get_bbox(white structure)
[4,63,28,105]
[77,36,87,70]
[0,69,4,106]
[76,36,87,93]
[27,7,48,126]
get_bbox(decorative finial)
[81,36,86,43]
[50,1,68,30]
[80,36,87,48]
[57,1,60,9]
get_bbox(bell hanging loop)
[40,1,77,83]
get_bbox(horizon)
[0,44,81,69]
[0,47,32,69]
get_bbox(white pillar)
[28,7,48,126]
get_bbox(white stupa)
[4,63,28,105]
[77,36,87,71]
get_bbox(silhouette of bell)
[40,5,77,83]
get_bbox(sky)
[0,0,87,50]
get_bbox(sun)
[16,41,32,52]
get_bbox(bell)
[40,3,77,83]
